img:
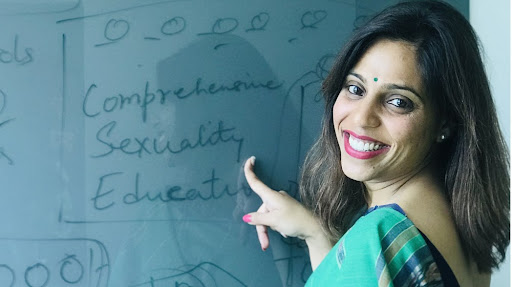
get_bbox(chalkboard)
[0,0,468,286]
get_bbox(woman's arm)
[243,156,333,270]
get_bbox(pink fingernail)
[262,246,267,251]
[242,214,252,223]
[250,156,255,165]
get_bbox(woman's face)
[333,39,441,184]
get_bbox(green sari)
[305,205,456,286]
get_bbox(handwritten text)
[91,169,251,211]
[83,78,283,123]
[92,120,244,162]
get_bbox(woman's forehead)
[350,39,425,95]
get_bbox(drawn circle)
[301,10,327,28]
[0,89,6,114]
[0,264,15,287]
[104,19,130,41]
[24,263,49,287]
[60,255,84,284]
[249,12,269,30]
[211,18,238,34]
[161,17,186,35]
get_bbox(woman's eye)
[347,85,363,96]
[387,98,413,110]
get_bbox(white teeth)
[348,135,385,152]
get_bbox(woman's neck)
[364,163,443,207]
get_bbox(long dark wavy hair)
[300,0,509,272]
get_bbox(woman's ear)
[436,121,451,143]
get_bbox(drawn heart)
[104,19,130,41]
[301,10,327,29]
[250,12,270,30]
[161,16,186,35]
[211,18,239,34]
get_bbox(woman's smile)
[343,131,390,159]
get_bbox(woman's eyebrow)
[348,72,366,83]
[382,83,423,101]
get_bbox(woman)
[242,1,509,286]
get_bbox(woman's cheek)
[333,94,350,125]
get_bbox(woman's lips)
[343,131,390,159]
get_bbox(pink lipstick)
[343,130,390,159]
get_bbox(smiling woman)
[242,1,509,286]
[334,39,439,184]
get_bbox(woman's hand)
[243,156,321,249]
[243,156,334,270]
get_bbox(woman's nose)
[352,98,381,128]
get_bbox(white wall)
[470,0,511,286]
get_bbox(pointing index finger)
[244,156,277,201]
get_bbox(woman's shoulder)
[399,196,488,287]
[347,204,429,254]
[343,204,425,259]
[307,204,448,286]
[348,203,410,236]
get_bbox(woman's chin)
[341,166,370,182]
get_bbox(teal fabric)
[305,207,444,286]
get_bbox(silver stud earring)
[440,134,446,140]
